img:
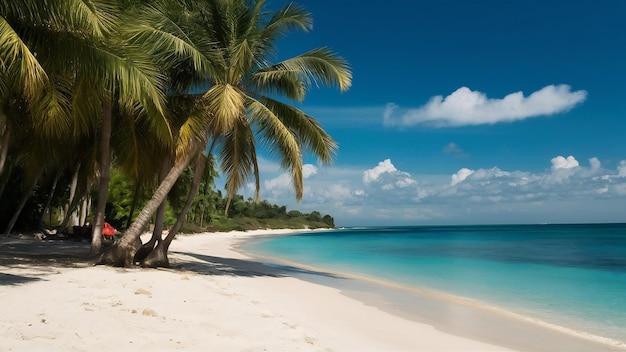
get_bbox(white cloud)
[451,168,474,185]
[303,164,318,178]
[363,159,397,184]
[362,159,417,194]
[384,85,587,127]
[618,161,626,177]
[233,154,626,226]
[264,173,292,192]
[317,184,352,201]
[589,157,601,170]
[551,155,580,170]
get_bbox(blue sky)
[223,0,626,226]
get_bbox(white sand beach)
[0,230,621,351]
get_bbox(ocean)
[241,224,626,346]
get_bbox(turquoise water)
[242,224,626,344]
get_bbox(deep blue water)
[242,224,626,343]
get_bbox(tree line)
[0,159,334,235]
[0,0,350,267]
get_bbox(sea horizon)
[241,223,626,349]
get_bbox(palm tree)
[1,1,170,256]
[109,0,352,267]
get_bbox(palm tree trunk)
[90,99,113,257]
[96,145,198,267]
[59,166,80,230]
[4,170,43,236]
[0,125,9,177]
[38,170,63,227]
[133,159,170,263]
[0,162,13,203]
[125,182,141,229]
[80,195,91,225]
[142,154,207,267]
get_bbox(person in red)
[102,222,116,241]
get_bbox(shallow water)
[242,224,626,344]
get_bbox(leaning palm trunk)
[142,153,206,267]
[96,146,198,267]
[132,158,170,263]
[133,199,166,263]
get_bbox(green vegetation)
[0,0,349,267]
[0,161,334,233]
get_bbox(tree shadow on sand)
[0,273,44,286]
[0,238,92,268]
[0,237,342,284]
[170,251,343,280]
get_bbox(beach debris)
[141,308,158,317]
[134,288,152,296]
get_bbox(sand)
[0,230,621,351]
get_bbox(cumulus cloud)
[363,159,397,184]
[383,84,587,127]
[451,168,474,185]
[551,155,580,170]
[362,159,417,191]
[242,153,626,226]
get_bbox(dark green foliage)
[0,167,71,231]
[206,197,334,232]
[0,163,333,233]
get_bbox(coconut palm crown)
[200,0,351,209]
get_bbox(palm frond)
[229,38,255,82]
[176,99,211,160]
[0,16,48,100]
[80,37,171,144]
[112,106,171,186]
[71,76,103,136]
[30,74,74,139]
[220,118,255,212]
[250,68,305,100]
[120,0,221,82]
[203,83,246,134]
[256,96,336,164]
[246,96,304,199]
[65,0,119,38]
[247,97,300,161]
[254,47,352,98]
[262,2,312,39]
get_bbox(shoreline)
[234,229,626,351]
[0,229,622,351]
